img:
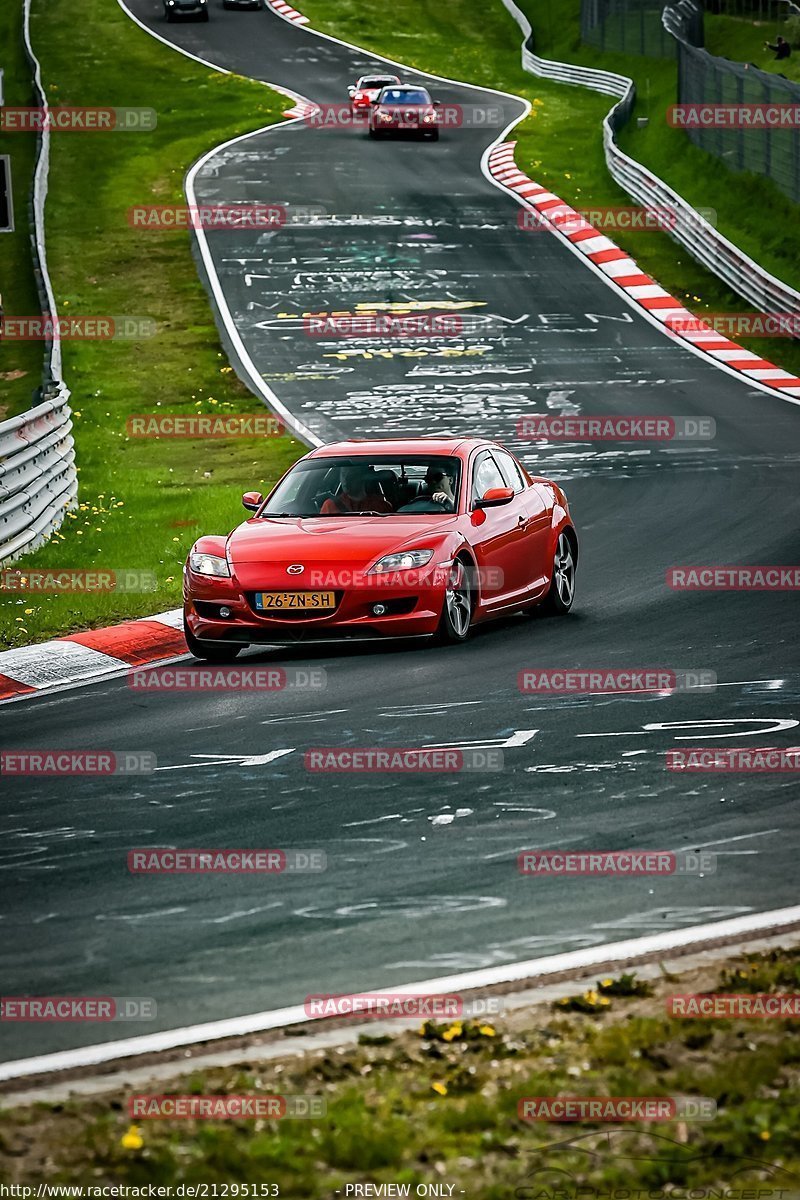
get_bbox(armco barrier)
[1,0,78,564]
[499,0,800,331]
[0,387,77,562]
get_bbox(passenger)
[320,464,393,514]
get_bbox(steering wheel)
[396,497,453,513]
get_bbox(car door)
[494,449,552,595]
[468,450,532,603]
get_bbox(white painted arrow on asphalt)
[155,749,294,772]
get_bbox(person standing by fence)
[764,35,791,60]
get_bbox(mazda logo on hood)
[286,564,305,574]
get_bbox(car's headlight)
[189,551,230,578]
[369,549,434,574]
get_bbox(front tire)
[541,532,576,615]
[184,617,242,661]
[436,558,473,644]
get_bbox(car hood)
[227,515,456,567]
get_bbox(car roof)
[304,438,493,459]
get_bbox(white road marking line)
[260,709,348,724]
[155,749,294,772]
[577,718,799,739]
[422,730,539,750]
[673,829,780,853]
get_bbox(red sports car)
[368,86,440,140]
[348,74,401,113]
[183,438,577,660]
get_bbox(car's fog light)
[219,606,232,619]
[372,603,387,616]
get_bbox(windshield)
[260,456,461,517]
[359,77,400,89]
[378,88,432,106]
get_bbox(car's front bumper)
[184,565,448,644]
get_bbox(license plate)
[255,591,335,611]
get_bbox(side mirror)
[347,86,355,97]
[474,486,514,509]
[242,491,263,512]
[433,100,443,107]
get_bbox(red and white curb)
[266,0,308,25]
[488,142,800,401]
[282,98,317,120]
[0,609,185,703]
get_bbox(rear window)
[379,89,431,105]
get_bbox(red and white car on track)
[183,438,578,660]
[368,85,441,140]
[347,74,401,114]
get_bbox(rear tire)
[540,531,576,615]
[435,558,473,645]
[184,617,242,661]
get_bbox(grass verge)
[0,0,304,650]
[1,944,799,1193]
[704,12,800,85]
[0,1,48,420]
[298,0,800,379]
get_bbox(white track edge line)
[2,905,799,1082]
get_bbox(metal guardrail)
[0,0,77,564]
[0,388,77,562]
[499,0,800,328]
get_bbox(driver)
[424,465,455,507]
[321,463,393,514]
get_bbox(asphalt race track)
[1,0,799,1064]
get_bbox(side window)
[472,453,506,502]
[494,450,526,493]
